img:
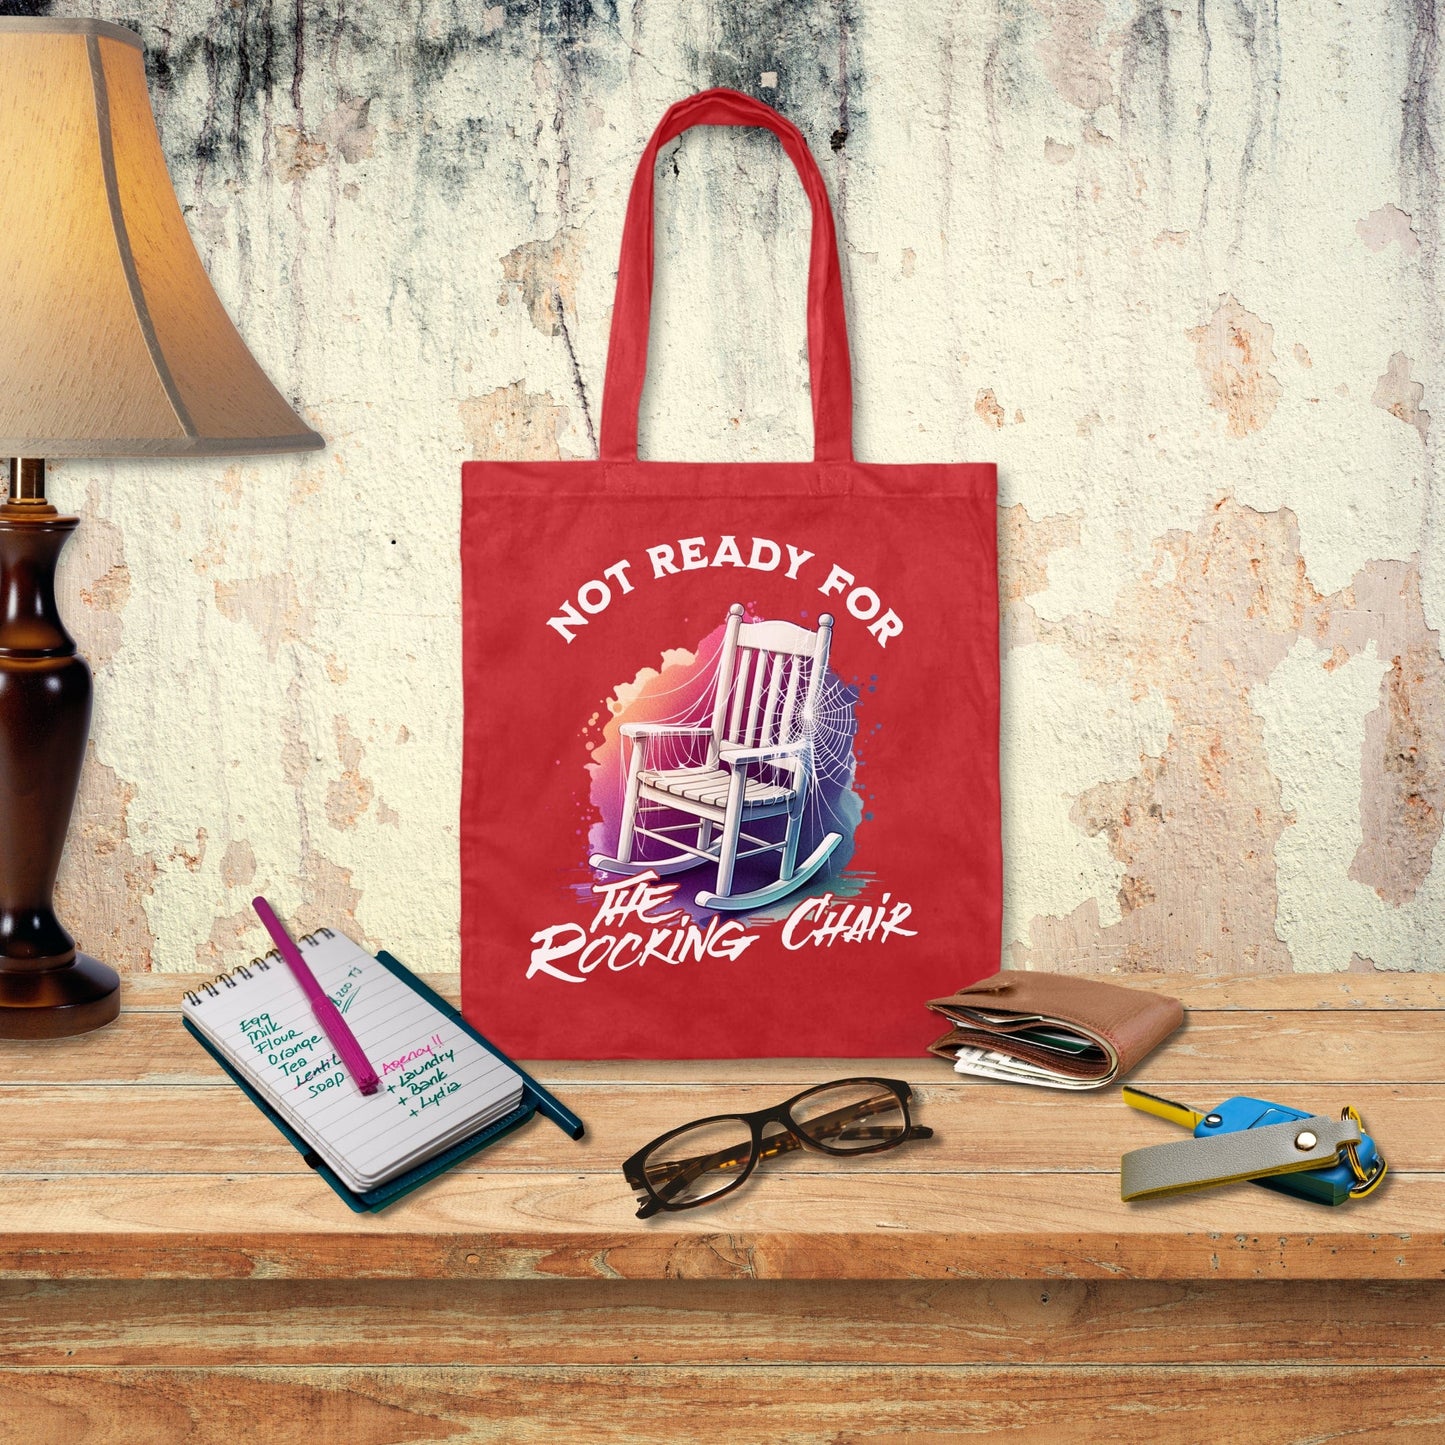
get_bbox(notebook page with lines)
[182,930,523,1193]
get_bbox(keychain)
[1120,1087,1388,1204]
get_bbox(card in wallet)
[926,971,1184,1089]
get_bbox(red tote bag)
[461,89,999,1058]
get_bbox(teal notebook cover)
[183,948,582,1213]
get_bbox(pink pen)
[252,896,380,1096]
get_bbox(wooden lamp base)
[0,954,120,1039]
[0,461,120,1040]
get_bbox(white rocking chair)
[589,603,844,911]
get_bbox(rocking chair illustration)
[589,603,845,911]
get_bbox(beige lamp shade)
[0,19,322,456]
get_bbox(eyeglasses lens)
[641,1117,756,1208]
[790,1080,907,1152]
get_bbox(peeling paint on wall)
[32,1,1445,977]
[1187,295,1282,439]
[1326,561,1445,908]
[1011,500,1302,973]
[214,575,315,660]
[499,227,586,338]
[52,747,158,970]
[56,482,130,673]
[1373,352,1432,442]
[460,383,569,461]
[325,717,375,831]
[1357,203,1421,255]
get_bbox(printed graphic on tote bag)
[522,530,925,987]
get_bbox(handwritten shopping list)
[184,933,520,1191]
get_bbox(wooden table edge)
[3,1228,1442,1283]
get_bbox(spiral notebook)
[181,929,568,1207]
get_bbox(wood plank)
[103,970,1445,1011]
[0,1172,1439,1281]
[2,1278,1442,1367]
[535,1013,1445,1084]
[3,1365,1444,1444]
[0,1081,1429,1175]
[5,1009,1443,1086]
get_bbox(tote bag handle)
[598,87,854,463]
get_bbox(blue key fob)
[1195,1097,1381,1206]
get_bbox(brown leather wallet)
[927,971,1185,1088]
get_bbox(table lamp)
[0,19,322,1037]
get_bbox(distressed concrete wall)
[26,0,1444,975]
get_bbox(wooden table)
[1,973,1442,1442]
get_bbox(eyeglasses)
[622,1077,932,1218]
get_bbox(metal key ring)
[1340,1105,1389,1198]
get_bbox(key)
[1122,1087,1387,1206]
